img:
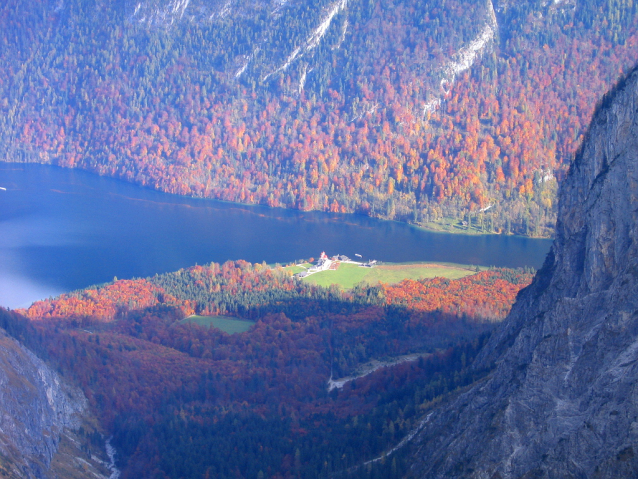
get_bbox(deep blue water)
[0,162,553,308]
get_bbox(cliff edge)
[0,323,112,479]
[409,65,638,478]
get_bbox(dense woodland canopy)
[1,0,637,236]
[2,1,635,475]
[9,260,533,478]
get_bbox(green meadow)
[301,262,478,289]
[181,315,255,334]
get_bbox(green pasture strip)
[302,262,477,289]
[363,264,474,283]
[303,263,370,289]
[181,315,255,334]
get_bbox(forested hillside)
[11,261,533,477]
[1,0,637,235]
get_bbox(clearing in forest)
[181,315,255,334]
[302,262,478,289]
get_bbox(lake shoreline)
[0,162,553,309]
[0,160,554,240]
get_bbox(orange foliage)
[20,279,166,321]
[2,1,637,236]
[382,270,533,321]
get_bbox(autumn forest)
[1,0,637,236]
[3,260,533,477]
[1,0,638,476]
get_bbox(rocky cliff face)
[0,327,111,478]
[408,65,638,478]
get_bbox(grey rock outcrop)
[0,327,110,478]
[409,65,638,478]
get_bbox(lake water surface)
[0,163,553,308]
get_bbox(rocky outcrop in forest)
[408,65,638,478]
[0,326,111,478]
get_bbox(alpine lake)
[0,162,552,308]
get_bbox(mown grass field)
[301,262,479,289]
[181,315,255,334]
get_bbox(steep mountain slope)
[0,323,112,478]
[408,65,638,478]
[1,0,637,235]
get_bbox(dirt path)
[327,352,430,392]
